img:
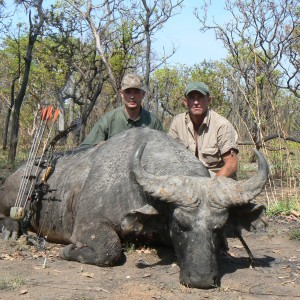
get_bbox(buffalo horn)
[131,142,200,208]
[200,149,269,209]
[131,144,269,209]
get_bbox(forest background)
[0,0,299,214]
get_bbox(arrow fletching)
[53,108,60,122]
[46,106,53,123]
[40,108,47,121]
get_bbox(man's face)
[184,91,211,117]
[120,88,145,109]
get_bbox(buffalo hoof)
[60,243,121,267]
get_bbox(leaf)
[272,249,280,253]
[82,272,94,278]
[233,245,244,249]
[1,254,13,260]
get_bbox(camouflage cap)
[121,73,145,91]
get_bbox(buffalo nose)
[180,272,219,289]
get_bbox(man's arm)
[216,149,238,178]
[152,115,163,131]
[168,119,179,139]
[80,117,108,147]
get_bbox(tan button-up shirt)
[168,109,238,171]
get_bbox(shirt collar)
[203,109,211,126]
[122,106,143,122]
[185,108,211,128]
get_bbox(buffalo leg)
[60,221,122,267]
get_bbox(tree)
[6,0,45,163]
[46,2,144,142]
[65,45,106,143]
[65,0,120,94]
[135,0,183,108]
[151,65,185,126]
[45,2,107,143]
[66,0,183,108]
[0,34,74,149]
[2,32,22,151]
[195,0,300,148]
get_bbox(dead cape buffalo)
[0,127,269,289]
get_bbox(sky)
[4,0,229,66]
[153,0,229,66]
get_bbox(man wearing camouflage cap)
[80,73,163,147]
[168,81,238,178]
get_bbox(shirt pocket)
[201,147,220,165]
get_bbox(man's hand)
[216,149,238,178]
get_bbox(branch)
[238,133,300,146]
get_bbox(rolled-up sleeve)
[217,123,239,155]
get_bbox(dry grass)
[0,275,24,290]
[238,142,300,215]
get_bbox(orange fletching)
[53,108,60,122]
[46,106,53,122]
[41,108,47,121]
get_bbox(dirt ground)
[0,215,299,300]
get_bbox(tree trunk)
[8,102,21,163]
[3,106,12,151]
[142,2,151,110]
[78,82,103,144]
[8,46,33,163]
[8,2,45,163]
[3,66,20,150]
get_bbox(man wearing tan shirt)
[168,83,267,259]
[168,82,238,178]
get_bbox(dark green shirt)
[80,106,163,147]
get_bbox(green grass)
[289,229,300,240]
[0,275,24,290]
[0,149,10,167]
[237,161,257,180]
[0,147,28,164]
[123,242,136,254]
[267,195,300,217]
[0,149,25,184]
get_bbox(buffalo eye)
[173,208,195,231]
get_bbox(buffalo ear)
[227,203,268,232]
[121,204,162,235]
